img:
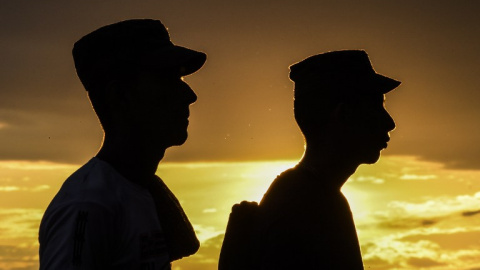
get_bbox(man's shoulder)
[259,167,337,227]
[68,157,143,191]
[48,158,142,212]
[260,167,313,206]
[63,158,115,195]
[39,158,141,238]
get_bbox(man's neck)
[96,135,165,182]
[299,142,359,190]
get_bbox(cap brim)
[170,45,207,76]
[372,74,401,94]
[141,45,206,76]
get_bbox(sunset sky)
[1,1,480,269]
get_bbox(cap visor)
[171,46,207,76]
[142,45,206,76]
[373,74,401,94]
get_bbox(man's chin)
[166,133,188,147]
[359,151,382,165]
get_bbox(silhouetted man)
[39,19,206,269]
[219,50,399,269]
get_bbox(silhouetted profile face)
[342,93,395,164]
[125,70,197,149]
[72,19,206,155]
[290,50,400,168]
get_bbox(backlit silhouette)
[220,50,400,270]
[38,19,206,269]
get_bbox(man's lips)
[381,137,390,149]
[381,141,388,149]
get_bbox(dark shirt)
[39,157,170,270]
[258,166,364,269]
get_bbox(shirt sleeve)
[39,201,120,270]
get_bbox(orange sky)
[1,0,479,168]
[1,2,480,269]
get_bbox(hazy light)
[0,186,20,192]
[0,161,78,171]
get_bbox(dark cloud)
[378,218,437,229]
[407,257,445,268]
[462,210,480,217]
[362,255,401,269]
[0,107,102,164]
[358,215,439,231]
[421,219,436,226]
[362,207,480,232]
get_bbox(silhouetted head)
[290,50,400,164]
[72,19,206,149]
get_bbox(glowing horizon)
[2,156,480,269]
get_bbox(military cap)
[290,50,400,97]
[72,19,206,91]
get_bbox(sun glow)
[235,160,297,201]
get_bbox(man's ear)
[332,102,355,126]
[105,80,130,112]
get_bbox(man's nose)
[384,110,396,132]
[181,81,197,104]
[188,88,198,104]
